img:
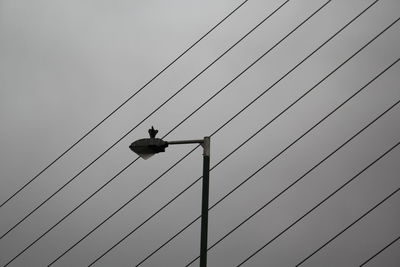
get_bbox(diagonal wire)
[185,62,400,266]
[359,235,400,266]
[0,0,251,210]
[81,2,337,266]
[239,143,400,267]
[3,0,294,265]
[0,0,291,241]
[140,5,394,267]
[48,0,293,265]
[296,187,400,266]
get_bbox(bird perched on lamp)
[148,126,158,138]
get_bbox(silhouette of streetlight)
[130,127,210,267]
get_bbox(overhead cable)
[359,235,400,266]
[7,0,308,264]
[185,66,400,267]
[296,186,400,266]
[4,1,297,264]
[139,5,399,267]
[235,139,400,266]
[81,2,341,266]
[0,0,251,210]
[0,0,291,241]
[243,166,399,267]
[4,0,297,264]
[50,0,332,264]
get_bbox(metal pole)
[167,139,204,145]
[200,137,210,267]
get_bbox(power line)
[3,0,296,264]
[238,148,400,267]
[4,0,296,264]
[47,0,327,262]
[81,2,340,266]
[85,2,394,266]
[145,0,292,140]
[296,188,400,266]
[2,2,396,267]
[0,0,250,210]
[138,6,396,267]
[80,6,400,267]
[359,235,400,266]
[0,0,291,241]
[7,0,308,264]
[185,68,400,266]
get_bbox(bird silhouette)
[148,126,158,138]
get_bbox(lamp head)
[129,127,168,159]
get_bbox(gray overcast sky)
[0,0,399,266]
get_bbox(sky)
[0,0,400,266]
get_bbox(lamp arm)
[166,139,204,145]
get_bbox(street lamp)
[129,127,210,267]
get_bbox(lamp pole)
[200,136,210,267]
[129,127,210,267]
